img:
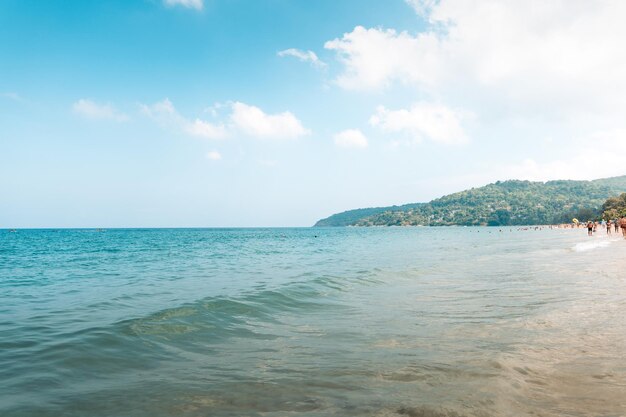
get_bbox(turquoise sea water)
[1,227,625,417]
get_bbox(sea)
[1,227,625,417]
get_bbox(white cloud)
[277,48,326,69]
[404,0,437,16]
[141,99,308,141]
[230,102,310,139]
[324,1,626,116]
[164,0,203,10]
[186,119,228,139]
[140,98,176,118]
[323,1,626,180]
[333,129,368,149]
[502,129,626,181]
[206,151,222,161]
[203,102,226,117]
[325,26,442,91]
[73,99,128,122]
[370,103,468,145]
[140,98,226,140]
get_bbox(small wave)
[572,239,614,252]
[122,277,353,341]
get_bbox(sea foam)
[572,238,616,252]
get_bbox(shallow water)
[1,227,625,416]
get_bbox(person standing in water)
[587,221,594,236]
[621,217,626,237]
[607,220,612,234]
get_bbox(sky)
[2,0,626,227]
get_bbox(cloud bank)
[324,0,626,179]
[326,1,626,116]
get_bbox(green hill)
[314,175,626,227]
[313,203,424,227]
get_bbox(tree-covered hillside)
[315,175,626,227]
[314,203,424,227]
[602,193,626,219]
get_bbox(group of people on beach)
[585,218,626,237]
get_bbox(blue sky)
[2,0,626,227]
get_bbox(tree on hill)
[602,193,626,219]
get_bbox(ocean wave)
[571,238,616,252]
[123,278,353,340]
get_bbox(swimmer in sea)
[587,221,593,236]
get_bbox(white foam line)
[572,237,618,252]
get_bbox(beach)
[1,227,625,416]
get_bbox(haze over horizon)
[2,0,626,227]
